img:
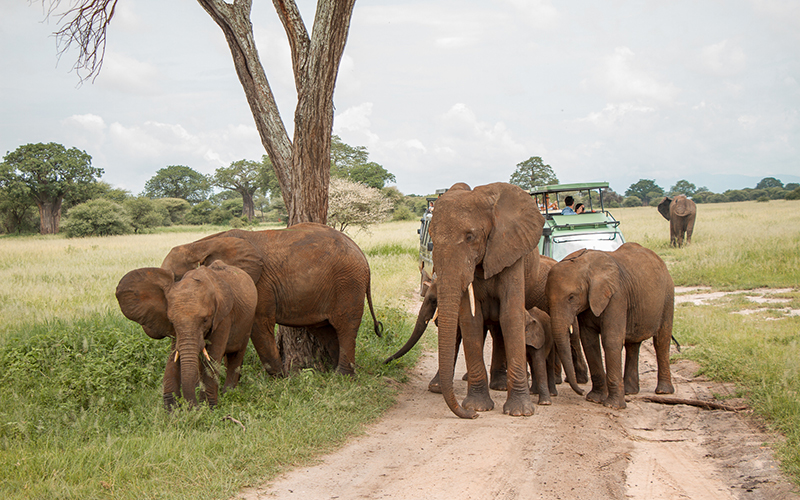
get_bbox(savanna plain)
[1,200,799,499]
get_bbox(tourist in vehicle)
[575,203,585,214]
[561,196,577,215]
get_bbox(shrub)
[708,193,729,203]
[391,205,414,221]
[124,197,166,233]
[184,201,215,225]
[327,178,392,232]
[62,199,133,237]
[756,196,770,203]
[786,187,800,200]
[155,198,191,224]
[623,196,642,207]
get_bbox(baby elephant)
[525,307,558,405]
[116,260,258,409]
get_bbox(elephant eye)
[464,231,476,243]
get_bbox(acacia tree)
[213,160,260,220]
[143,165,210,204]
[1,142,103,234]
[44,0,358,371]
[509,156,559,190]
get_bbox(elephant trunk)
[437,283,477,419]
[178,334,202,407]
[384,298,436,364]
[551,315,584,396]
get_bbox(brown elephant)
[383,255,589,393]
[546,242,675,409]
[657,195,696,247]
[116,260,258,409]
[525,307,558,405]
[426,181,582,419]
[160,222,381,376]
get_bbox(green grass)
[1,200,800,497]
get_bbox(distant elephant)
[116,260,258,409]
[657,195,696,247]
[384,255,589,393]
[546,243,675,409]
[426,182,583,419]
[525,307,557,405]
[160,222,382,376]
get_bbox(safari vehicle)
[417,189,446,295]
[530,182,625,261]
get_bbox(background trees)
[1,142,103,234]
[625,179,665,206]
[509,156,559,190]
[330,135,396,189]
[327,178,392,232]
[143,165,210,204]
[212,160,261,221]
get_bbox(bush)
[155,198,191,224]
[756,196,770,203]
[124,197,166,233]
[708,193,729,203]
[327,178,392,232]
[62,199,133,237]
[391,205,414,221]
[184,201,215,225]
[786,187,800,200]
[623,196,642,207]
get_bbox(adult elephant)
[657,195,696,247]
[160,222,382,376]
[427,182,582,418]
[116,261,257,409]
[384,255,589,392]
[546,243,675,410]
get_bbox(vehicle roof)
[530,182,610,194]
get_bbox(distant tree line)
[508,156,800,209]
[0,138,432,237]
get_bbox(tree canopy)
[509,156,559,190]
[756,177,783,189]
[327,177,391,232]
[1,142,102,234]
[330,135,395,189]
[625,179,664,206]
[213,160,261,220]
[143,165,210,204]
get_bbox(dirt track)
[238,290,799,500]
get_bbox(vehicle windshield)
[550,232,625,261]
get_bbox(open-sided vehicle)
[530,182,625,261]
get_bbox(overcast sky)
[2,0,798,197]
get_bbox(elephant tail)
[365,273,383,338]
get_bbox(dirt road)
[239,289,798,500]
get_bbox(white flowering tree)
[327,178,391,232]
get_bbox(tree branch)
[637,395,748,412]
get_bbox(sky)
[2,0,799,197]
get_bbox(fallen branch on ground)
[637,395,748,412]
[223,415,247,431]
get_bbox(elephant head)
[428,182,543,418]
[116,264,236,408]
[160,232,264,284]
[545,249,617,394]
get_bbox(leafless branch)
[42,0,118,83]
[638,395,748,412]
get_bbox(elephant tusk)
[569,324,573,335]
[203,348,211,361]
[468,283,475,317]
[174,350,179,363]
[430,307,438,324]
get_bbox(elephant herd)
[115,182,683,418]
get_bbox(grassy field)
[0,200,799,497]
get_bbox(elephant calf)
[116,260,258,409]
[525,307,558,405]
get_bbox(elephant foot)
[576,369,590,385]
[536,394,552,405]
[554,371,563,384]
[529,385,539,395]
[602,395,627,410]
[463,392,495,412]
[624,382,640,395]
[503,395,534,416]
[655,380,675,394]
[489,370,508,391]
[586,389,606,405]
[428,372,442,394]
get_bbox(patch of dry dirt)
[238,290,799,500]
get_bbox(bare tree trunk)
[197,0,356,371]
[241,190,255,221]
[37,198,63,235]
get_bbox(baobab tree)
[43,0,358,370]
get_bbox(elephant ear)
[482,183,544,279]
[116,267,175,339]
[205,263,235,333]
[525,309,545,350]
[657,197,672,220]
[588,259,617,317]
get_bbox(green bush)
[623,195,641,207]
[184,200,215,225]
[62,199,133,237]
[757,195,770,203]
[786,187,800,200]
[155,198,191,224]
[124,197,166,233]
[391,205,414,221]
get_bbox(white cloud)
[600,47,679,103]
[699,39,747,77]
[578,102,656,128]
[96,51,160,95]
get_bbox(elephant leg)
[623,341,641,395]
[329,317,361,375]
[499,292,534,417]
[580,327,607,405]
[553,355,563,384]
[531,348,551,405]
[653,321,676,395]
[162,348,181,410]
[570,322,590,384]
[250,312,284,376]
[601,333,626,409]
[222,349,247,394]
[429,330,462,394]
[461,312,495,412]
[488,325,508,391]
[685,217,695,245]
[546,349,558,397]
